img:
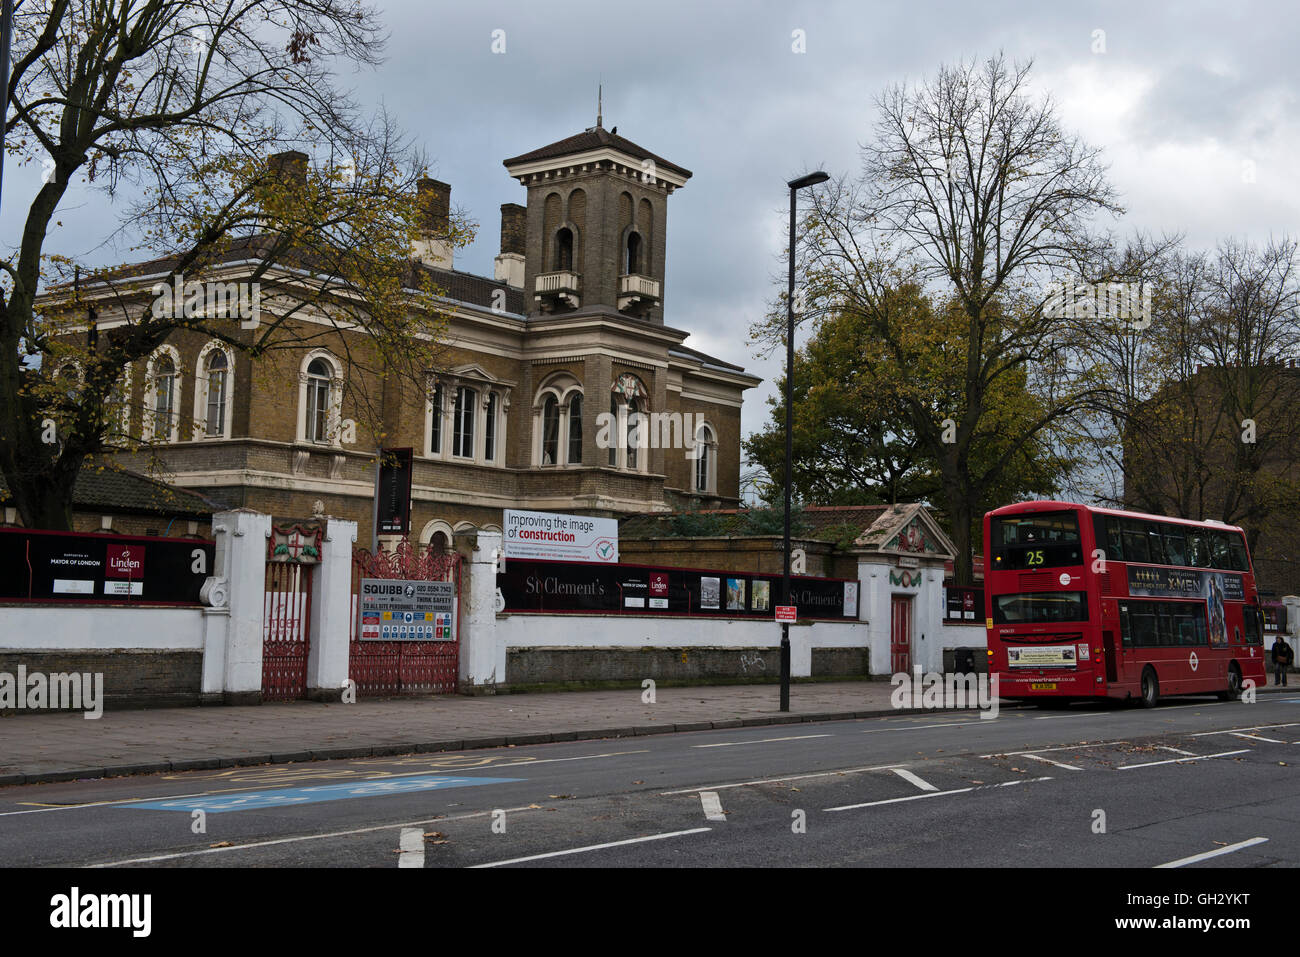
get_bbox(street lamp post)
[781,170,829,713]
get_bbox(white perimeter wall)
[495,613,873,679]
[0,606,205,649]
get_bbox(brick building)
[46,122,760,547]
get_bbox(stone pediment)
[853,503,955,562]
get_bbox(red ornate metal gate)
[263,562,312,701]
[349,541,461,696]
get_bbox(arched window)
[153,356,177,440]
[485,392,499,462]
[428,382,444,456]
[306,358,333,443]
[608,373,649,472]
[567,394,583,464]
[203,349,229,437]
[541,394,560,465]
[453,385,477,457]
[625,232,642,275]
[555,227,574,271]
[695,423,716,494]
[532,373,582,468]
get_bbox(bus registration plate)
[1030,682,1057,690]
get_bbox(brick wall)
[0,650,204,712]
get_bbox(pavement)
[1,677,1294,787]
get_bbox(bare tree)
[2,1,468,528]
[759,54,1124,583]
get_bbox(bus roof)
[988,500,1245,534]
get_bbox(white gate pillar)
[460,530,505,690]
[307,517,357,700]
[208,508,271,704]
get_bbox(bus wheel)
[1140,668,1160,709]
[1218,664,1242,702]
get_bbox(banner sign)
[357,578,456,641]
[503,509,618,563]
[497,559,858,620]
[1006,644,1078,669]
[945,586,983,621]
[1126,567,1244,602]
[0,528,214,606]
[377,447,414,535]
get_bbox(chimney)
[494,203,526,289]
[267,150,309,188]
[412,177,453,269]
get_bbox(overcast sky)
[5,0,1299,448]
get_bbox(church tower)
[502,118,691,323]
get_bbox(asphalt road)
[3,694,1299,868]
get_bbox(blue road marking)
[120,775,524,813]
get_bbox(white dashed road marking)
[825,777,1052,812]
[1117,749,1250,770]
[699,791,727,822]
[1018,753,1084,771]
[471,828,712,868]
[1155,837,1268,869]
[693,734,831,749]
[891,768,939,791]
[397,827,424,868]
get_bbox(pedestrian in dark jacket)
[1271,637,1293,686]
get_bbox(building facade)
[52,123,760,547]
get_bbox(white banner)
[503,509,619,563]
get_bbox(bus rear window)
[990,512,1083,570]
[992,591,1089,624]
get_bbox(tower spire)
[597,83,603,129]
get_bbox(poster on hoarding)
[503,509,619,563]
[357,578,456,641]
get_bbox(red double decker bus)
[984,501,1266,707]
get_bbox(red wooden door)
[891,595,913,674]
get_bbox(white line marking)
[1229,732,1285,743]
[89,803,552,867]
[1155,837,1269,869]
[891,768,939,791]
[1157,746,1196,756]
[693,734,831,749]
[1117,749,1249,770]
[1018,753,1084,771]
[1,749,649,819]
[980,741,1128,758]
[470,828,711,868]
[397,827,424,868]
[825,777,1052,811]
[699,791,727,821]
[862,721,990,734]
[1032,712,1111,720]
[659,763,907,795]
[1190,723,1299,737]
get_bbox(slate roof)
[0,464,219,517]
[422,265,525,315]
[503,127,692,180]
[621,504,893,540]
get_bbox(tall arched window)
[695,423,716,494]
[608,373,649,472]
[453,386,477,458]
[204,350,229,437]
[485,392,499,462]
[428,382,444,456]
[555,227,574,271]
[567,394,583,464]
[153,356,177,440]
[626,396,642,470]
[306,358,333,443]
[625,232,642,274]
[541,394,560,465]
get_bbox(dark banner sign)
[498,559,859,620]
[1127,566,1244,601]
[377,447,414,535]
[945,586,983,621]
[0,528,215,606]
